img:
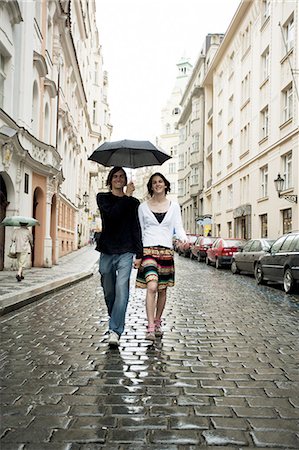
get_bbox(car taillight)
[222,247,233,255]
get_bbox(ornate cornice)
[33,51,48,78]
[0,0,23,24]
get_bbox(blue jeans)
[99,252,134,336]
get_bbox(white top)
[13,227,33,253]
[138,201,187,249]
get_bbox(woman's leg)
[155,288,167,321]
[145,280,158,326]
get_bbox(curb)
[0,270,94,316]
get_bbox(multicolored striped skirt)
[136,246,175,290]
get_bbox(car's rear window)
[223,240,244,247]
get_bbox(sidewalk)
[0,245,100,316]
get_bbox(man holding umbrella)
[97,166,143,347]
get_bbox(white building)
[203,0,298,239]
[177,35,224,234]
[158,56,192,203]
[0,0,111,270]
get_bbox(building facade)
[177,0,298,239]
[203,0,298,240]
[158,56,192,204]
[0,0,111,270]
[177,34,224,234]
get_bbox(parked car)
[254,231,299,294]
[190,236,217,261]
[178,234,199,257]
[231,238,274,275]
[206,238,247,269]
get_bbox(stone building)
[203,0,298,239]
[177,34,224,234]
[0,0,111,270]
[177,0,298,239]
[158,56,192,204]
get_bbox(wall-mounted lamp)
[78,191,90,212]
[274,174,297,203]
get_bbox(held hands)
[125,181,135,197]
[133,258,142,269]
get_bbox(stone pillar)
[43,181,54,267]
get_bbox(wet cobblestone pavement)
[1,255,299,449]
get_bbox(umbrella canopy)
[88,139,171,169]
[0,216,40,227]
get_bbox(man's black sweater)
[96,192,143,259]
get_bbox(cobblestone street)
[1,255,299,449]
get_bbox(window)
[251,240,262,252]
[24,173,29,194]
[94,62,98,84]
[172,107,180,115]
[261,47,270,81]
[217,150,222,173]
[262,0,271,20]
[241,73,250,104]
[227,184,233,209]
[282,152,292,190]
[227,139,233,165]
[169,162,176,174]
[92,100,98,124]
[218,110,223,132]
[282,84,293,123]
[228,95,234,121]
[283,15,294,53]
[282,208,292,234]
[240,123,250,153]
[229,52,234,78]
[178,154,184,170]
[260,214,268,237]
[193,102,200,120]
[165,123,171,134]
[170,182,176,193]
[261,106,269,139]
[242,24,251,55]
[281,235,296,252]
[227,221,232,238]
[217,190,222,211]
[191,167,198,185]
[192,133,199,152]
[0,53,6,108]
[260,165,268,197]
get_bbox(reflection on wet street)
[1,255,299,448]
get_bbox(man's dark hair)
[106,167,127,189]
[147,172,171,197]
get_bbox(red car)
[206,238,246,269]
[190,236,217,261]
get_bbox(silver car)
[231,238,274,275]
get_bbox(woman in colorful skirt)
[136,172,187,341]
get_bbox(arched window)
[44,102,50,143]
[32,81,39,136]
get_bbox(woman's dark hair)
[106,167,127,189]
[147,172,171,197]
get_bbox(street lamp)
[78,191,90,211]
[274,174,297,203]
[82,191,89,212]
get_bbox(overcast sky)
[96,0,241,142]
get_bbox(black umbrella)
[88,139,171,168]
